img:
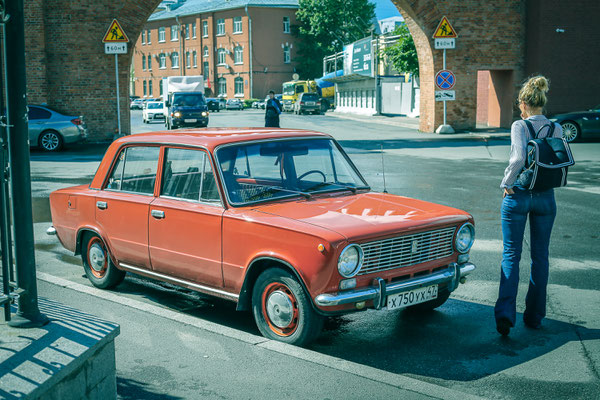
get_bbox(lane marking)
[38,271,484,400]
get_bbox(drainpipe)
[176,15,185,76]
[244,5,253,98]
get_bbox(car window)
[173,94,205,107]
[302,94,318,100]
[162,148,220,203]
[107,146,160,195]
[296,86,305,94]
[28,106,52,120]
[147,103,163,109]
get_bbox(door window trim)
[101,144,162,197]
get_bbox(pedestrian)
[264,90,282,128]
[495,75,563,336]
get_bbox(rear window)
[302,93,318,100]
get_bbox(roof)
[149,0,299,22]
[113,128,330,151]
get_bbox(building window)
[149,80,153,96]
[283,16,290,33]
[203,46,209,57]
[171,25,178,41]
[283,46,290,64]
[202,20,208,37]
[147,29,151,44]
[143,80,147,96]
[218,77,226,96]
[185,24,190,39]
[141,30,146,44]
[234,77,244,96]
[216,19,225,36]
[234,46,243,64]
[159,53,166,69]
[193,51,197,67]
[160,82,163,96]
[203,61,209,77]
[147,54,152,71]
[171,51,179,68]
[192,22,197,38]
[217,48,226,65]
[233,16,242,34]
[186,51,191,68]
[158,27,165,42]
[142,54,146,70]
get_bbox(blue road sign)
[435,70,456,90]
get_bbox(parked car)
[48,128,476,345]
[226,98,244,110]
[28,105,86,152]
[206,98,220,112]
[550,104,600,142]
[142,101,165,123]
[165,92,209,129]
[218,98,226,110]
[257,98,268,109]
[130,99,144,110]
[294,92,321,115]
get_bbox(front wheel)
[81,232,125,289]
[252,268,323,346]
[560,121,581,142]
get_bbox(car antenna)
[380,143,388,194]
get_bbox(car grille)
[357,226,456,276]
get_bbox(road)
[29,109,600,399]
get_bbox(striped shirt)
[500,114,563,189]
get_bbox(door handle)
[151,209,165,219]
[96,201,107,210]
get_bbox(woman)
[264,90,282,128]
[495,75,563,336]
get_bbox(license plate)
[184,118,197,123]
[307,101,315,105]
[386,285,438,310]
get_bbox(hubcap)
[41,133,59,150]
[266,290,294,328]
[562,123,578,142]
[88,243,106,272]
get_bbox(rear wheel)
[252,268,323,346]
[404,287,451,312]
[560,121,580,142]
[39,130,63,152]
[81,232,125,289]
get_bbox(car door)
[148,147,224,287]
[28,106,52,144]
[95,145,160,268]
[582,111,600,134]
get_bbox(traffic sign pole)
[115,54,121,136]
[102,19,129,137]
[443,48,447,127]
[433,16,457,134]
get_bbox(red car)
[48,128,476,345]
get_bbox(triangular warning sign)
[433,16,457,39]
[102,19,129,43]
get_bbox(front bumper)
[172,116,209,127]
[314,262,475,309]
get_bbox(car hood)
[253,192,471,242]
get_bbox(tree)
[293,0,376,79]
[381,24,419,77]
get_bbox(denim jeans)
[494,188,557,327]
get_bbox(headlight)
[201,111,208,117]
[549,118,558,122]
[173,111,181,118]
[455,223,475,253]
[338,244,363,278]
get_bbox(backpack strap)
[524,120,555,139]
[523,120,536,139]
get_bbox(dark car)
[28,105,86,152]
[294,92,321,115]
[165,92,209,130]
[550,105,600,142]
[206,98,221,112]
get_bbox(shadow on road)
[117,377,185,400]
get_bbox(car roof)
[112,128,331,151]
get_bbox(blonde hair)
[518,75,549,108]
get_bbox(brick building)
[132,0,299,100]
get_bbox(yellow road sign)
[102,19,129,43]
[433,16,457,39]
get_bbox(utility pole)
[5,0,47,328]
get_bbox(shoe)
[496,318,511,336]
[523,316,541,330]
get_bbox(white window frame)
[186,51,191,68]
[203,46,209,57]
[217,48,226,65]
[283,46,290,64]
[141,30,146,44]
[218,77,227,97]
[158,27,165,42]
[147,54,152,71]
[233,16,242,34]
[192,22,197,38]
[171,52,179,68]
[202,20,208,37]
[234,46,243,64]
[143,80,147,97]
[159,53,166,69]
[149,80,153,96]
[203,61,209,77]
[171,25,179,41]
[234,77,244,96]
[216,19,225,36]
[193,51,197,67]
[142,54,146,71]
[283,16,290,33]
[147,29,151,44]
[185,24,190,39]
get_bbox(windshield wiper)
[306,182,368,194]
[246,186,311,202]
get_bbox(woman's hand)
[503,188,515,198]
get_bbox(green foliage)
[244,98,259,108]
[382,24,419,77]
[293,0,376,79]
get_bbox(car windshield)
[283,83,295,96]
[216,138,369,206]
[173,94,205,107]
[147,102,163,109]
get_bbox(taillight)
[317,102,321,105]
[300,102,305,105]
[71,118,82,125]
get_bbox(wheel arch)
[38,128,63,148]
[75,227,119,267]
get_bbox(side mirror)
[165,101,171,107]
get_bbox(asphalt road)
[28,109,600,399]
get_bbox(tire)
[39,130,63,152]
[404,287,451,312]
[81,232,125,289]
[252,268,324,346]
[560,121,581,143]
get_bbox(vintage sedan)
[550,104,600,142]
[48,128,476,345]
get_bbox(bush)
[244,98,259,108]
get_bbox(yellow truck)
[281,80,317,112]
